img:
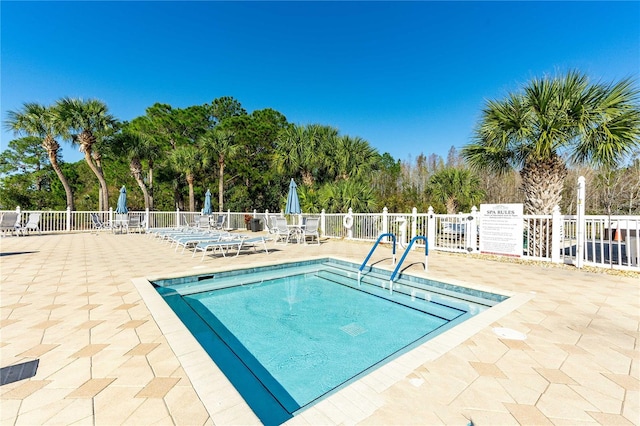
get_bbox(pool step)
[315,269,465,321]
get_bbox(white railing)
[2,206,638,272]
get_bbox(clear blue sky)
[2,1,639,164]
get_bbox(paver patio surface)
[1,232,638,425]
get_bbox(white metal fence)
[2,205,638,272]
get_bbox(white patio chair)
[274,217,294,245]
[211,215,226,230]
[18,213,42,235]
[0,212,20,237]
[302,217,320,245]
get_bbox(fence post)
[227,209,231,230]
[109,207,113,226]
[551,205,562,264]
[411,207,418,242]
[347,208,353,239]
[469,206,478,252]
[382,207,388,241]
[66,206,71,232]
[176,208,180,227]
[427,206,436,248]
[145,208,150,230]
[576,176,586,269]
[320,209,326,235]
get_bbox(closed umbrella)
[115,186,128,214]
[203,189,212,215]
[285,179,301,215]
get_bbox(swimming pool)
[152,258,507,425]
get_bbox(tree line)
[2,71,639,216]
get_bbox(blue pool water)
[153,258,506,425]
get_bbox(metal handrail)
[358,233,396,286]
[389,236,428,294]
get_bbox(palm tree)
[5,103,75,210]
[463,71,640,255]
[332,135,380,181]
[111,130,155,210]
[275,124,338,186]
[275,125,310,184]
[428,168,484,214]
[168,145,201,212]
[318,180,377,213]
[462,71,640,215]
[200,128,237,212]
[55,98,117,211]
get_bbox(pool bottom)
[185,274,454,412]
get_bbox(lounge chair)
[90,213,112,234]
[18,213,42,236]
[302,217,320,245]
[274,217,294,244]
[173,231,230,254]
[194,236,270,260]
[0,212,20,237]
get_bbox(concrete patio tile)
[93,385,146,424]
[1,380,51,399]
[66,378,115,398]
[534,367,577,384]
[604,373,640,391]
[536,383,599,422]
[40,398,94,425]
[0,399,21,423]
[41,357,92,389]
[496,375,546,405]
[503,402,553,424]
[11,396,80,425]
[16,343,59,358]
[134,377,180,399]
[68,343,109,358]
[469,361,508,378]
[125,342,160,357]
[587,411,635,425]
[121,397,173,425]
[163,384,211,425]
[622,390,639,423]
[570,383,624,414]
[451,376,516,412]
[105,354,156,387]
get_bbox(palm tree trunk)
[218,157,225,212]
[446,197,457,214]
[521,155,567,255]
[43,137,75,211]
[50,155,75,211]
[148,161,154,210]
[93,154,109,212]
[130,158,150,210]
[83,150,109,211]
[187,173,195,212]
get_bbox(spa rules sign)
[479,204,523,258]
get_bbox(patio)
[1,232,638,425]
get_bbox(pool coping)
[132,256,534,424]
